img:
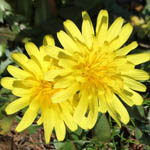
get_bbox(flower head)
[47,10,150,129]
[1,35,77,143]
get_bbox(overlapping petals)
[46,10,150,129]
[1,35,77,143]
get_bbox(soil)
[0,121,55,150]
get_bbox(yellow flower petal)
[96,9,108,34]
[16,95,40,132]
[44,45,60,59]
[117,90,134,106]
[64,19,84,43]
[43,35,55,46]
[61,109,77,131]
[52,83,79,103]
[44,69,71,81]
[28,59,43,79]
[5,96,30,114]
[37,117,43,125]
[106,17,124,42]
[77,116,88,129]
[96,10,108,46]
[116,41,138,56]
[122,69,149,80]
[7,65,31,79]
[12,52,41,77]
[57,31,78,52]
[25,42,48,73]
[124,86,143,105]
[106,95,121,126]
[11,52,29,70]
[73,91,89,124]
[117,86,143,106]
[98,94,107,113]
[1,77,15,89]
[25,42,41,60]
[109,23,133,50]
[127,53,150,65]
[55,118,66,141]
[86,95,98,129]
[16,108,37,132]
[82,11,94,49]
[108,94,129,124]
[123,76,146,92]
[12,86,33,97]
[58,58,76,68]
[117,63,135,72]
[20,79,40,87]
[43,108,55,144]
[54,76,74,88]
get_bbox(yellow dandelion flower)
[1,35,77,143]
[46,10,150,129]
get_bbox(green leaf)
[142,0,150,15]
[147,109,150,122]
[0,0,11,11]
[141,125,150,133]
[136,106,145,118]
[135,127,143,140]
[0,7,3,23]
[28,124,40,135]
[139,133,150,146]
[54,141,75,150]
[93,114,111,142]
[0,57,12,74]
[74,127,82,136]
[0,114,15,135]
[127,106,146,122]
[0,43,6,57]
[145,145,150,150]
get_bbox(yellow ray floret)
[1,35,77,144]
[46,10,150,129]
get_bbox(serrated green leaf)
[93,114,111,142]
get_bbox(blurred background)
[0,0,150,149]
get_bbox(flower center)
[38,80,59,97]
[76,49,123,90]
